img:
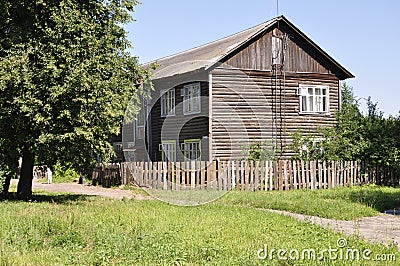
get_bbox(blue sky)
[126,0,400,116]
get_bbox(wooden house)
[123,15,353,162]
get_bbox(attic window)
[299,85,329,114]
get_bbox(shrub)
[52,163,80,183]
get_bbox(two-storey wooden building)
[123,15,353,162]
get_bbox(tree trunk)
[17,147,35,200]
[1,174,11,197]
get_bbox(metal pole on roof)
[277,0,279,16]
[276,0,279,17]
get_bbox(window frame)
[182,83,201,115]
[182,139,201,161]
[160,140,176,162]
[160,88,176,117]
[136,98,147,140]
[298,85,330,115]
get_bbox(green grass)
[0,191,399,265]
[216,185,400,220]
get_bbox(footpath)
[11,179,150,200]
[268,209,400,251]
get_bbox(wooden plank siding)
[211,68,339,160]
[210,68,274,160]
[224,27,333,75]
[148,80,210,162]
[209,25,341,159]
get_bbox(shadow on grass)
[0,192,94,204]
[345,187,400,212]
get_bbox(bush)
[52,164,80,183]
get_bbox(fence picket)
[292,161,297,189]
[92,160,396,192]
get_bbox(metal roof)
[144,16,353,80]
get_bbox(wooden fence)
[92,160,399,191]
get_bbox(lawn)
[0,189,399,265]
[217,185,400,220]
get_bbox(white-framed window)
[181,83,201,115]
[159,140,176,162]
[161,88,175,117]
[299,85,329,114]
[136,99,147,139]
[182,139,201,161]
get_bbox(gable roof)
[146,15,354,80]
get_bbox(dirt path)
[11,179,151,200]
[267,209,400,251]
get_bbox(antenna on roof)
[276,0,279,16]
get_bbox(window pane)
[302,96,307,112]
[184,141,201,161]
[315,88,321,95]
[308,88,313,95]
[315,96,322,111]
[161,89,175,116]
[162,142,176,162]
[183,83,201,114]
[323,96,327,112]
[308,96,313,111]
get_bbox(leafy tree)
[321,83,366,160]
[291,83,400,184]
[0,0,151,199]
[291,83,365,161]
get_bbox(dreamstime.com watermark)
[257,238,397,262]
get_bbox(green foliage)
[320,83,367,161]
[242,141,275,161]
[0,1,151,183]
[291,133,324,161]
[291,83,400,176]
[0,163,17,194]
[0,193,398,265]
[52,163,80,183]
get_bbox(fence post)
[200,161,206,189]
[283,160,288,190]
[190,161,196,189]
[231,161,236,190]
[292,161,297,189]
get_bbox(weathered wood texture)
[147,80,210,162]
[92,164,122,187]
[211,68,339,159]
[223,26,335,75]
[94,161,399,190]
